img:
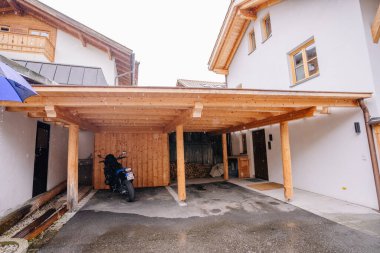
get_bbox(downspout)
[359,99,380,210]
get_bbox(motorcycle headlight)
[125,168,132,172]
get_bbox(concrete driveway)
[39,182,380,253]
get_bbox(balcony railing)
[0,32,55,62]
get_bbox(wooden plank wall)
[0,14,57,47]
[93,132,170,189]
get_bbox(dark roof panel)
[54,65,71,84]
[40,64,57,80]
[68,67,84,85]
[14,60,108,86]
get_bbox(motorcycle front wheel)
[123,179,135,202]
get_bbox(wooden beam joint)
[6,0,23,15]
[164,102,204,133]
[213,68,229,75]
[238,9,257,21]
[79,33,87,47]
[214,107,316,134]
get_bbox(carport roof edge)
[1,85,372,134]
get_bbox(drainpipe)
[359,99,380,210]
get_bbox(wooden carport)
[1,86,371,210]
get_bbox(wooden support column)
[280,121,293,201]
[176,124,186,202]
[222,133,229,180]
[67,125,79,212]
[374,125,380,155]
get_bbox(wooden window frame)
[288,38,319,85]
[261,13,272,42]
[248,29,256,54]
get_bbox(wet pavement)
[39,182,380,253]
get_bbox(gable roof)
[0,0,136,85]
[176,79,227,88]
[208,0,282,75]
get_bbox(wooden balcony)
[0,32,55,62]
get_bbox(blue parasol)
[0,61,37,102]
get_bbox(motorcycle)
[98,151,135,202]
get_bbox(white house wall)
[226,0,379,209]
[47,125,68,190]
[79,131,94,160]
[1,29,117,85]
[360,0,380,116]
[265,109,378,209]
[0,110,68,216]
[54,30,116,85]
[228,0,375,94]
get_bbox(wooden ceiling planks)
[2,86,371,134]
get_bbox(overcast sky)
[40,0,229,86]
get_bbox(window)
[261,14,272,41]
[248,29,256,54]
[29,30,49,38]
[289,38,319,85]
[0,25,10,32]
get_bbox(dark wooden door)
[32,122,50,197]
[252,129,269,180]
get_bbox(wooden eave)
[208,0,281,74]
[372,3,380,43]
[1,0,134,85]
[1,86,371,134]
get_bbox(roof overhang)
[208,0,282,74]
[372,2,380,43]
[1,86,371,134]
[1,0,135,85]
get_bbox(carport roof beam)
[1,86,371,134]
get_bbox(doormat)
[245,178,266,183]
[247,182,283,191]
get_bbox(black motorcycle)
[99,152,135,202]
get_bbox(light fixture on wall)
[354,122,361,134]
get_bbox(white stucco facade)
[226,0,380,209]
[0,109,68,216]
[0,29,117,85]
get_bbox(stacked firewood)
[170,162,212,180]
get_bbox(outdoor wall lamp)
[354,122,361,134]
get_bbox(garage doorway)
[252,129,268,180]
[32,121,50,197]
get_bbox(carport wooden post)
[280,121,293,201]
[176,124,186,201]
[222,133,229,180]
[67,124,79,212]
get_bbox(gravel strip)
[0,242,18,253]
[2,193,66,238]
